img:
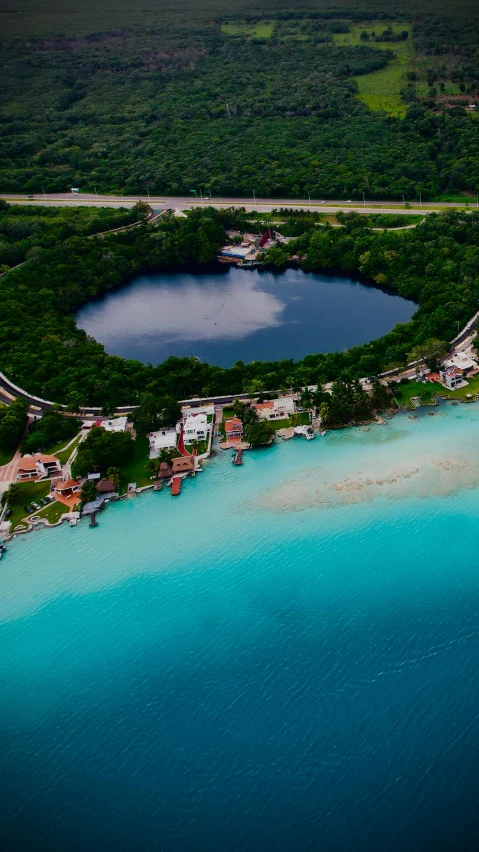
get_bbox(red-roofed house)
[225,417,243,442]
[16,454,62,481]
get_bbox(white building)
[253,397,296,421]
[149,428,178,458]
[184,413,208,442]
[440,366,464,389]
[101,416,128,433]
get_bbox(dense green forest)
[2,2,479,199]
[1,201,478,407]
[0,201,137,271]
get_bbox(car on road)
[346,200,352,203]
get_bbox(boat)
[0,539,6,558]
[232,449,243,465]
[321,430,326,436]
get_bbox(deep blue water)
[1,404,479,851]
[76,266,415,366]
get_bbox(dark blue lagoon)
[76,266,415,366]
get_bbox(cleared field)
[222,21,274,38]
[334,23,413,117]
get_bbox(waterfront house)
[439,366,464,390]
[184,413,208,442]
[16,454,62,482]
[225,417,243,442]
[172,456,195,475]
[149,428,177,458]
[253,397,295,421]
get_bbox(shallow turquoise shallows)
[1,402,479,851]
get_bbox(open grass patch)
[120,433,150,491]
[334,23,413,118]
[35,500,71,525]
[222,21,274,39]
[44,433,82,464]
[0,446,15,467]
[7,480,51,531]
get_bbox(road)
[1,192,475,216]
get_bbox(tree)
[0,399,28,451]
[408,338,448,369]
[319,402,330,426]
[131,200,153,221]
[106,467,121,487]
[247,420,274,447]
[132,394,181,434]
[80,479,98,505]
[72,427,133,478]
[1,482,20,507]
[370,379,390,410]
[24,410,81,453]
[232,398,245,418]
[145,458,159,478]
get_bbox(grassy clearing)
[0,446,15,467]
[120,433,150,491]
[334,23,413,117]
[44,433,82,464]
[7,480,51,531]
[35,500,71,525]
[222,21,274,39]
[390,375,479,407]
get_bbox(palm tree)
[1,482,20,507]
[145,459,159,478]
[106,467,121,487]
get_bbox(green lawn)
[120,433,150,491]
[35,499,71,524]
[334,23,413,117]
[222,21,274,39]
[44,432,82,461]
[6,480,51,531]
[0,446,15,466]
[390,376,479,407]
[55,434,82,465]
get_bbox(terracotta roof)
[172,456,195,473]
[225,417,242,430]
[18,453,60,471]
[96,479,117,493]
[56,479,79,491]
[254,401,274,410]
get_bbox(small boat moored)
[0,539,6,559]
[232,448,244,465]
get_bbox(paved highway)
[1,192,474,216]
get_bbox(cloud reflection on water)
[84,274,285,344]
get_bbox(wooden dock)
[232,448,243,465]
[171,477,182,496]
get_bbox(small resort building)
[55,479,81,499]
[172,456,195,475]
[96,479,118,495]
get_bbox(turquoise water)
[1,403,479,850]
